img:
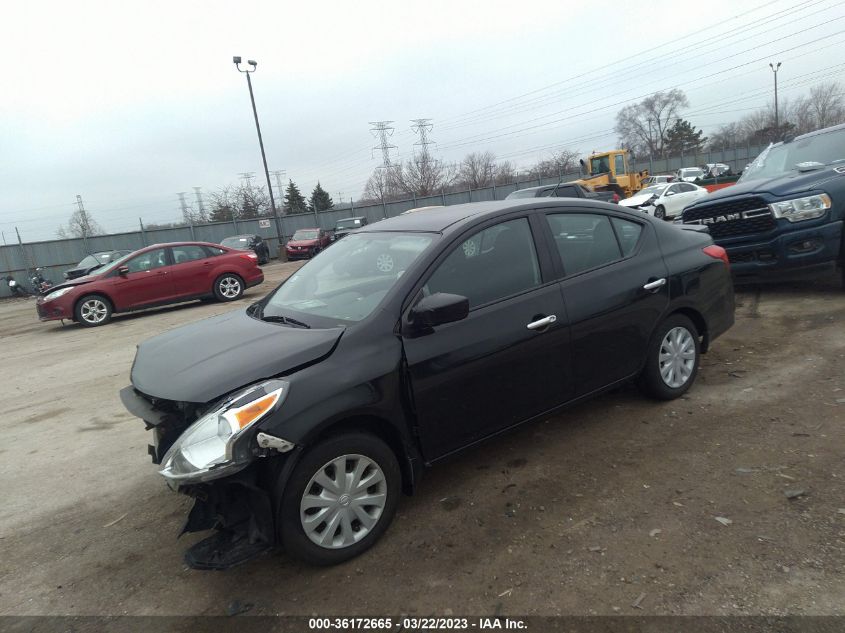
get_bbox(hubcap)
[300,454,388,550]
[659,326,696,388]
[375,254,394,273]
[81,299,107,323]
[655,207,665,219]
[219,277,241,298]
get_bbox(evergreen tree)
[283,180,309,214]
[665,119,707,155]
[309,182,334,213]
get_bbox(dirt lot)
[0,261,843,617]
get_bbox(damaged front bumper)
[120,385,299,569]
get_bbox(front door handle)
[526,314,557,330]
[643,278,666,291]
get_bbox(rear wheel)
[311,247,321,258]
[213,274,244,302]
[278,432,401,566]
[654,205,666,220]
[639,314,700,400]
[74,295,112,327]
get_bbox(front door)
[402,216,572,460]
[110,247,174,309]
[542,211,669,396]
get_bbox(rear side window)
[206,247,226,256]
[171,245,207,264]
[555,186,576,197]
[545,214,622,276]
[610,218,642,257]
[425,218,541,308]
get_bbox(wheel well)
[73,292,114,317]
[312,415,416,495]
[669,307,709,352]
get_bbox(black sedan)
[221,234,270,264]
[64,250,132,280]
[121,200,734,569]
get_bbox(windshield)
[740,128,845,182]
[77,253,111,268]
[506,188,543,199]
[292,230,319,240]
[86,252,135,277]
[590,156,611,174]
[640,185,668,196]
[262,232,434,324]
[221,237,250,249]
[336,218,364,230]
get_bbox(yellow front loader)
[573,149,649,199]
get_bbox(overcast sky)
[2,0,844,240]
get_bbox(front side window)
[263,232,433,324]
[171,245,207,264]
[425,218,541,309]
[125,248,168,273]
[614,154,625,174]
[546,214,622,276]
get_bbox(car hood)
[620,193,655,207]
[693,167,842,205]
[130,309,344,403]
[287,239,318,247]
[48,272,104,292]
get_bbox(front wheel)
[75,294,112,327]
[639,314,700,400]
[213,274,244,302]
[654,205,666,220]
[278,432,401,566]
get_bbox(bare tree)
[494,160,517,184]
[362,168,401,202]
[809,82,845,129]
[615,90,689,158]
[207,181,271,221]
[458,151,498,189]
[708,122,742,150]
[391,155,456,197]
[529,149,581,179]
[58,207,103,239]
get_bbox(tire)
[654,205,666,220]
[311,247,321,258]
[278,432,401,566]
[74,294,112,327]
[213,274,244,302]
[639,314,700,400]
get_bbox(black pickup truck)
[506,182,619,203]
[681,123,845,286]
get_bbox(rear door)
[542,210,669,396]
[168,245,215,297]
[110,247,174,308]
[402,215,573,460]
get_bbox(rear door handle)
[526,315,557,330]
[643,278,666,291]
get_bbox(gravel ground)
[0,261,843,617]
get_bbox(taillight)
[612,193,620,203]
[239,253,258,262]
[703,244,729,268]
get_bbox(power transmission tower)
[177,192,191,223]
[369,121,397,168]
[238,172,256,186]
[193,187,206,221]
[75,195,93,250]
[270,170,287,211]
[410,118,435,161]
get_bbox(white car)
[676,167,706,182]
[641,174,674,186]
[620,182,709,220]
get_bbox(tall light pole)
[233,56,283,241]
[769,62,782,139]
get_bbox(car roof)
[356,199,636,235]
[294,227,320,231]
[337,216,366,221]
[222,234,255,239]
[145,241,226,249]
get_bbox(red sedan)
[36,242,264,327]
[284,228,332,260]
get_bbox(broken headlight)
[159,379,288,486]
[769,194,831,222]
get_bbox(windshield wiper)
[261,315,311,329]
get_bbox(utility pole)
[232,57,282,243]
[369,121,397,168]
[769,62,782,139]
[193,187,206,222]
[75,194,90,253]
[647,119,655,175]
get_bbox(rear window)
[221,237,250,249]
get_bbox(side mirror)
[118,266,129,276]
[665,190,675,197]
[410,293,469,329]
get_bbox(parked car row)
[119,198,735,569]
